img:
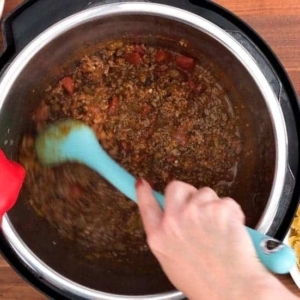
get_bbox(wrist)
[244,274,297,300]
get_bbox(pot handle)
[86,0,206,9]
[0,150,25,221]
[0,0,100,70]
[87,0,151,5]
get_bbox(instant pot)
[0,0,299,299]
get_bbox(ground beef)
[19,40,241,263]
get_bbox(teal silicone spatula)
[35,120,296,274]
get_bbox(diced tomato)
[90,106,101,116]
[141,128,154,139]
[166,156,175,164]
[135,45,145,56]
[141,104,152,116]
[176,55,195,70]
[133,153,145,163]
[61,76,75,95]
[173,130,189,146]
[68,185,82,199]
[34,102,49,122]
[154,49,171,63]
[120,141,131,155]
[154,64,169,77]
[188,79,207,95]
[196,84,207,95]
[125,52,143,65]
[188,79,197,90]
[108,96,118,115]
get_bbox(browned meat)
[19,40,241,263]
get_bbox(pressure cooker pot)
[0,1,299,299]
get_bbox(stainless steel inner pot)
[0,2,287,299]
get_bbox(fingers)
[136,178,163,234]
[180,187,219,222]
[187,190,243,224]
[201,196,245,233]
[188,187,219,205]
[136,178,245,234]
[164,181,197,216]
[220,197,245,224]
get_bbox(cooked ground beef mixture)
[19,40,241,263]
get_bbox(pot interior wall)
[0,13,275,295]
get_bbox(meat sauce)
[19,40,241,263]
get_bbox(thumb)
[135,178,163,234]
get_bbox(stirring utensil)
[35,119,295,274]
[0,150,26,218]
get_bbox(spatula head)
[35,119,96,165]
[0,150,26,217]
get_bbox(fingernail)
[135,178,144,189]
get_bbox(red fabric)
[0,150,25,218]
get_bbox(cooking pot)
[0,1,299,299]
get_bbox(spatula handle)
[246,227,295,274]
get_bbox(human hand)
[136,179,297,300]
